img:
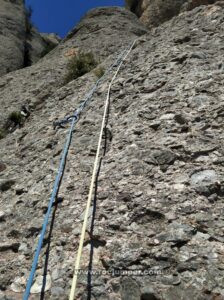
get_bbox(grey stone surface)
[120,277,141,300]
[27,28,52,65]
[190,170,220,195]
[0,3,224,300]
[0,1,60,77]
[127,0,220,29]
[131,0,186,28]
[30,275,51,294]
[28,30,61,65]
[0,0,26,76]
[0,6,147,129]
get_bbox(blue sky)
[25,0,125,38]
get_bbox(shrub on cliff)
[2,111,25,138]
[94,66,105,79]
[8,111,23,125]
[64,52,98,84]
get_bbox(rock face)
[0,3,224,300]
[0,7,147,129]
[130,0,186,28]
[0,0,26,76]
[0,0,60,77]
[27,29,60,65]
[182,0,219,11]
[126,0,218,28]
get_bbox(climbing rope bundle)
[23,39,137,300]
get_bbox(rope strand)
[23,40,137,300]
[69,39,137,300]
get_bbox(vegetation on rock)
[8,111,23,125]
[0,111,26,139]
[64,52,98,84]
[94,66,105,79]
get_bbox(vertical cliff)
[0,0,60,77]
[0,0,26,76]
[0,2,224,300]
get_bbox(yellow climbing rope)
[69,39,137,300]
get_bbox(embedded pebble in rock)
[120,277,141,300]
[0,211,5,222]
[156,222,196,244]
[10,276,26,293]
[51,286,65,297]
[30,275,51,294]
[159,113,175,121]
[174,114,188,125]
[18,243,28,254]
[190,170,220,195]
[152,149,177,167]
[79,206,94,221]
[0,162,6,172]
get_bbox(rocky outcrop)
[27,30,60,65]
[126,0,186,27]
[0,7,147,130]
[0,0,60,77]
[127,0,218,28]
[182,0,219,11]
[0,0,26,76]
[0,3,224,300]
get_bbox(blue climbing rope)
[23,116,77,300]
[23,42,135,300]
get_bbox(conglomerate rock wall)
[0,3,224,300]
[127,0,219,28]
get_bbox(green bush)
[64,52,98,84]
[8,111,23,125]
[94,66,105,79]
[0,111,26,140]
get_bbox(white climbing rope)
[69,38,138,300]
